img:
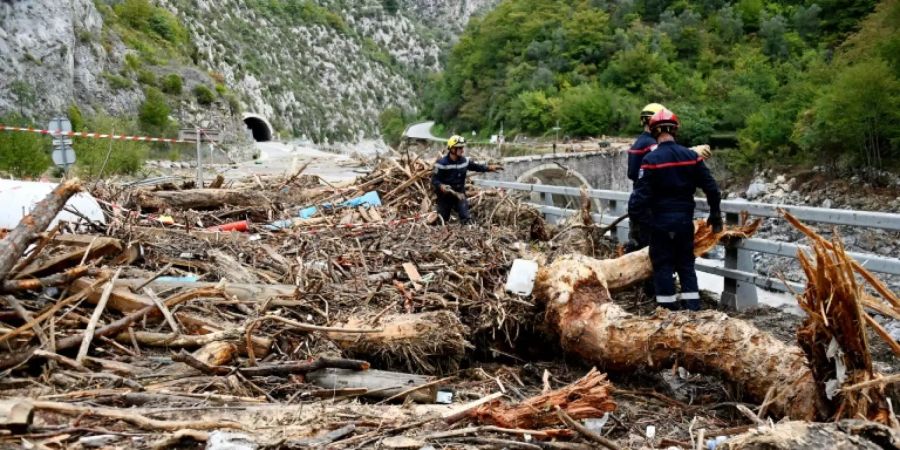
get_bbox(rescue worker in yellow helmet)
[625,103,666,253]
[431,135,502,225]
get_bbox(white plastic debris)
[206,431,258,450]
[78,435,120,447]
[583,413,610,434]
[435,389,454,404]
[645,425,656,439]
[505,259,539,296]
[0,179,105,229]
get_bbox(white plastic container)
[505,259,539,296]
[0,179,105,230]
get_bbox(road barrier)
[474,179,900,310]
[0,124,192,144]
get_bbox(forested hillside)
[426,0,900,172]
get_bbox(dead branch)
[0,178,82,281]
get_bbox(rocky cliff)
[0,0,498,144]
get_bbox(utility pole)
[552,120,561,156]
[196,127,203,187]
[498,122,504,158]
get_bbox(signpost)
[48,117,75,173]
[177,128,223,187]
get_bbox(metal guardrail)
[474,179,900,310]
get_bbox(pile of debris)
[0,154,898,449]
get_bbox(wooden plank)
[19,237,122,278]
[305,368,436,403]
[72,278,153,313]
[402,262,423,290]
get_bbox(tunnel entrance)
[243,114,274,142]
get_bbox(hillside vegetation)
[426,0,900,172]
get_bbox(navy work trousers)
[436,193,472,224]
[649,220,700,310]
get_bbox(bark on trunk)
[0,179,82,281]
[135,189,269,211]
[535,221,826,421]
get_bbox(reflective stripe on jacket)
[627,131,657,182]
[431,155,489,193]
[627,141,721,226]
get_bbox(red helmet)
[648,108,680,133]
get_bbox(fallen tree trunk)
[0,179,82,281]
[721,420,900,450]
[535,220,826,421]
[327,311,471,375]
[135,189,270,211]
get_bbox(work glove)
[707,213,723,234]
[488,164,504,172]
[691,145,712,159]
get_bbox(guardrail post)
[607,200,628,244]
[735,248,758,310]
[720,212,759,310]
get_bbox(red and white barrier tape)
[0,124,189,144]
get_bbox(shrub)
[137,69,157,86]
[102,71,133,90]
[161,73,183,95]
[193,85,215,105]
[0,114,51,178]
[139,87,171,130]
[72,114,149,178]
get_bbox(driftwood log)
[135,189,270,211]
[722,420,900,450]
[327,311,471,375]
[0,179,81,281]
[535,220,827,421]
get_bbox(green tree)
[793,58,900,170]
[378,107,409,148]
[558,84,633,137]
[511,90,560,134]
[0,114,51,178]
[138,87,171,131]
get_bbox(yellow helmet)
[640,103,666,123]
[447,135,466,150]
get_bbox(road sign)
[177,128,223,143]
[47,117,72,138]
[52,145,76,168]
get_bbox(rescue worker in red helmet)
[627,108,722,311]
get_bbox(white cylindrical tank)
[0,179,106,230]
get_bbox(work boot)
[684,298,701,311]
[658,302,680,311]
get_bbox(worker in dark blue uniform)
[625,103,665,253]
[628,109,722,311]
[431,135,502,224]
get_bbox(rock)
[822,199,833,209]
[775,175,786,184]
[745,182,768,200]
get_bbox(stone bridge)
[480,148,632,209]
